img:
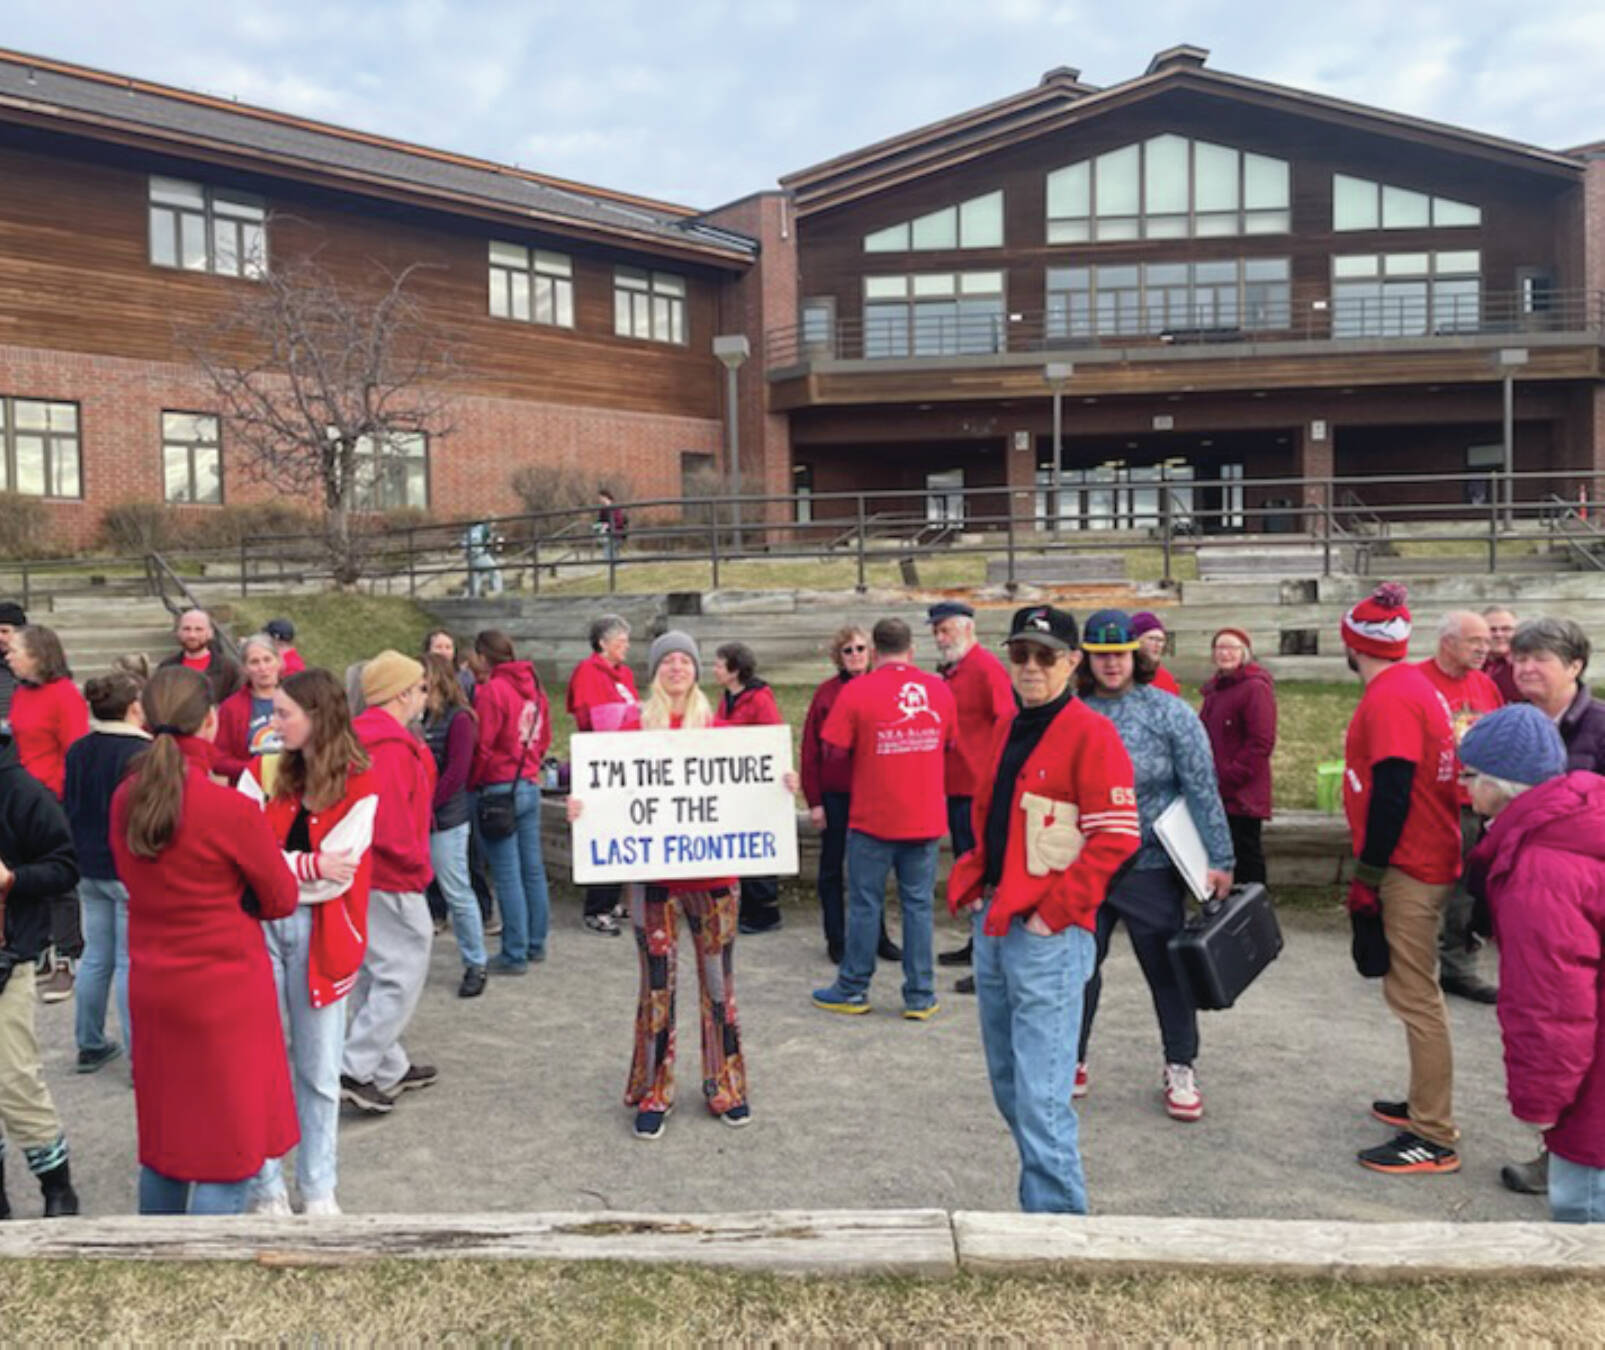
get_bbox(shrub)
[98,501,321,557]
[508,464,627,543]
[0,492,52,559]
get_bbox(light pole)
[713,334,751,551]
[1497,347,1528,529]
[1044,362,1073,530]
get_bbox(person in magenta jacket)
[471,630,552,971]
[1198,627,1277,886]
[1461,703,1605,1223]
[110,666,301,1215]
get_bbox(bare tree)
[187,244,454,584]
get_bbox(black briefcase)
[1166,882,1282,1011]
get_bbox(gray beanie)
[648,630,701,680]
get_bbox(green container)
[1316,761,1345,815]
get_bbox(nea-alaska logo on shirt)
[875,681,944,756]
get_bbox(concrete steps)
[24,596,177,677]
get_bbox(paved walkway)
[42,896,1543,1222]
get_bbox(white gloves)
[1020,793,1084,876]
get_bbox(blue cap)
[1459,704,1567,787]
[1081,609,1138,653]
[927,601,975,623]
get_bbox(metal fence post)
[20,559,29,613]
[531,535,541,596]
[710,511,721,590]
[407,529,417,598]
[1160,489,1174,587]
[1488,490,1499,573]
[239,536,249,598]
[1005,489,1018,592]
[1322,480,1333,578]
[855,494,868,592]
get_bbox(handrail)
[144,552,241,660]
[1541,494,1605,571]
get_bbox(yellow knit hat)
[362,649,424,707]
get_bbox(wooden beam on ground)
[953,1213,1605,1281]
[0,1210,958,1277]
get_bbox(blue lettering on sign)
[659,830,780,864]
[590,836,655,868]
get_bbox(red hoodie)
[1471,771,1605,1168]
[10,677,89,798]
[352,707,436,893]
[472,661,552,787]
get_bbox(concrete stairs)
[25,595,179,678]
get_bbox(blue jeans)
[139,1166,249,1216]
[840,831,936,1008]
[248,907,345,1205]
[76,877,130,1056]
[430,823,487,968]
[974,904,1096,1213]
[1551,1152,1605,1223]
[478,780,550,964]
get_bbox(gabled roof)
[782,47,1584,217]
[0,48,757,267]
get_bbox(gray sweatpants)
[342,890,432,1093]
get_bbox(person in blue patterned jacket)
[1075,609,1234,1123]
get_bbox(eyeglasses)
[1007,643,1062,668]
[839,644,868,655]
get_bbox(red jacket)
[800,673,855,805]
[565,653,637,730]
[243,761,378,1009]
[948,699,1140,936]
[279,647,306,676]
[1151,664,1182,696]
[353,707,436,893]
[212,686,278,785]
[472,661,552,786]
[942,644,1016,799]
[714,680,782,728]
[10,677,89,798]
[1471,772,1605,1168]
[1199,662,1277,820]
[111,736,300,1182]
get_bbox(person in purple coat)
[1198,627,1276,886]
[1461,704,1605,1223]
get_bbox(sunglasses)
[1007,643,1062,668]
[839,643,868,655]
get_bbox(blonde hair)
[639,675,713,731]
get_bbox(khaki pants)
[0,963,65,1151]
[1381,868,1458,1147]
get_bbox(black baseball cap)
[926,600,976,623]
[265,617,296,641]
[1002,605,1079,652]
[0,602,26,627]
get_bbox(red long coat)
[111,736,300,1183]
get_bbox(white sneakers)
[1163,1063,1203,1122]
[246,1190,341,1217]
[302,1194,343,1217]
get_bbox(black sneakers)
[75,1043,123,1074]
[395,1063,438,1093]
[340,1075,396,1114]
[458,965,488,998]
[1370,1099,1410,1129]
[937,942,973,968]
[1357,1131,1461,1174]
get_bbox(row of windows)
[842,249,1484,350]
[147,178,690,347]
[860,142,1484,253]
[1,400,430,509]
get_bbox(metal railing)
[145,551,241,659]
[766,287,1605,368]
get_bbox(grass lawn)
[219,594,438,677]
[2,1260,1600,1341]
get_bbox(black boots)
[38,1160,79,1217]
[0,1158,10,1220]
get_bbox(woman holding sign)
[567,631,755,1140]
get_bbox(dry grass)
[2,1259,1602,1342]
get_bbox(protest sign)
[569,724,799,885]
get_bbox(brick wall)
[0,342,723,549]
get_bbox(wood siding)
[0,128,729,420]
[795,88,1580,343]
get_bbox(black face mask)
[1346,651,1361,676]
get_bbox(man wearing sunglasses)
[929,601,1016,991]
[947,605,1139,1212]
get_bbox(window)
[161,412,222,504]
[1046,259,1289,340]
[800,297,836,352]
[0,398,80,498]
[148,176,266,278]
[1046,137,1289,242]
[792,463,814,524]
[352,432,428,510]
[1331,174,1480,232]
[926,469,964,525]
[862,272,1005,357]
[1332,251,1481,336]
[863,191,1004,252]
[488,242,575,327]
[614,267,686,344]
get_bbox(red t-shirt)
[1415,658,1504,807]
[1344,661,1461,884]
[942,644,1015,799]
[182,651,212,673]
[821,661,956,840]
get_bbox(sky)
[7,0,1605,208]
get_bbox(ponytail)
[123,666,211,859]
